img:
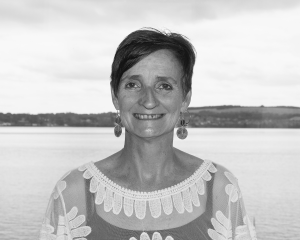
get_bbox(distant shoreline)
[1,125,299,128]
[1,105,300,128]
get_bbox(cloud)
[1,0,300,26]
[21,51,112,82]
[192,6,300,89]
[0,0,299,113]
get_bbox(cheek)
[171,110,181,123]
[118,94,135,110]
[117,96,136,126]
[165,96,184,112]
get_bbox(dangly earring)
[114,110,122,137]
[176,110,190,140]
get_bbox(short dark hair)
[110,28,196,97]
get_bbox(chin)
[134,127,160,138]
[144,128,157,135]
[137,127,174,139]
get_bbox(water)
[0,127,299,239]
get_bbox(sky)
[0,0,299,114]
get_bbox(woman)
[39,28,257,240]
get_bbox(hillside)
[1,106,300,128]
[189,106,300,114]
[188,106,300,128]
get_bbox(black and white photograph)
[0,1,300,239]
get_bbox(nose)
[139,87,158,109]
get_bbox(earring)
[114,110,122,137]
[176,110,190,140]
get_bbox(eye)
[125,82,139,89]
[158,83,173,91]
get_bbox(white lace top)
[39,160,257,240]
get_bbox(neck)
[120,131,176,185]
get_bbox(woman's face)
[112,49,191,139]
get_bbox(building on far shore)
[0,122,12,126]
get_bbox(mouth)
[133,113,165,120]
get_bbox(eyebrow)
[120,74,141,82]
[156,76,178,84]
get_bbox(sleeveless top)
[39,160,257,240]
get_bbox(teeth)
[134,114,163,120]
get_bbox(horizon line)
[1,105,300,115]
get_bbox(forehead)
[122,49,183,80]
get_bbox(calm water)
[0,127,299,239]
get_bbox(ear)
[181,90,192,112]
[111,87,120,110]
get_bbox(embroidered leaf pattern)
[208,211,232,240]
[182,188,193,212]
[104,188,114,212]
[225,184,239,203]
[190,183,200,207]
[140,232,151,240]
[235,215,257,240]
[89,177,98,193]
[78,160,217,219]
[202,170,212,181]
[165,237,174,240]
[67,206,92,239]
[161,195,173,215]
[52,171,70,200]
[124,197,134,217]
[135,199,147,220]
[129,232,174,240]
[78,164,88,171]
[224,172,239,189]
[39,207,91,240]
[196,178,205,195]
[95,182,105,205]
[83,169,93,179]
[149,198,162,218]
[224,172,241,203]
[77,160,221,224]
[39,219,56,240]
[53,181,66,200]
[152,232,163,240]
[208,163,218,173]
[113,192,123,215]
[172,192,184,214]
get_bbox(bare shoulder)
[93,150,123,177]
[213,163,238,182]
[51,166,88,212]
[60,167,85,190]
[173,148,205,173]
[210,162,240,193]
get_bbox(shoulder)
[210,162,242,201]
[212,162,239,186]
[92,150,123,178]
[174,148,205,173]
[60,165,87,191]
[51,164,89,211]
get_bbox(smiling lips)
[133,113,164,120]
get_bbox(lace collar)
[78,160,217,220]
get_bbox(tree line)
[0,112,115,127]
[1,106,300,128]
